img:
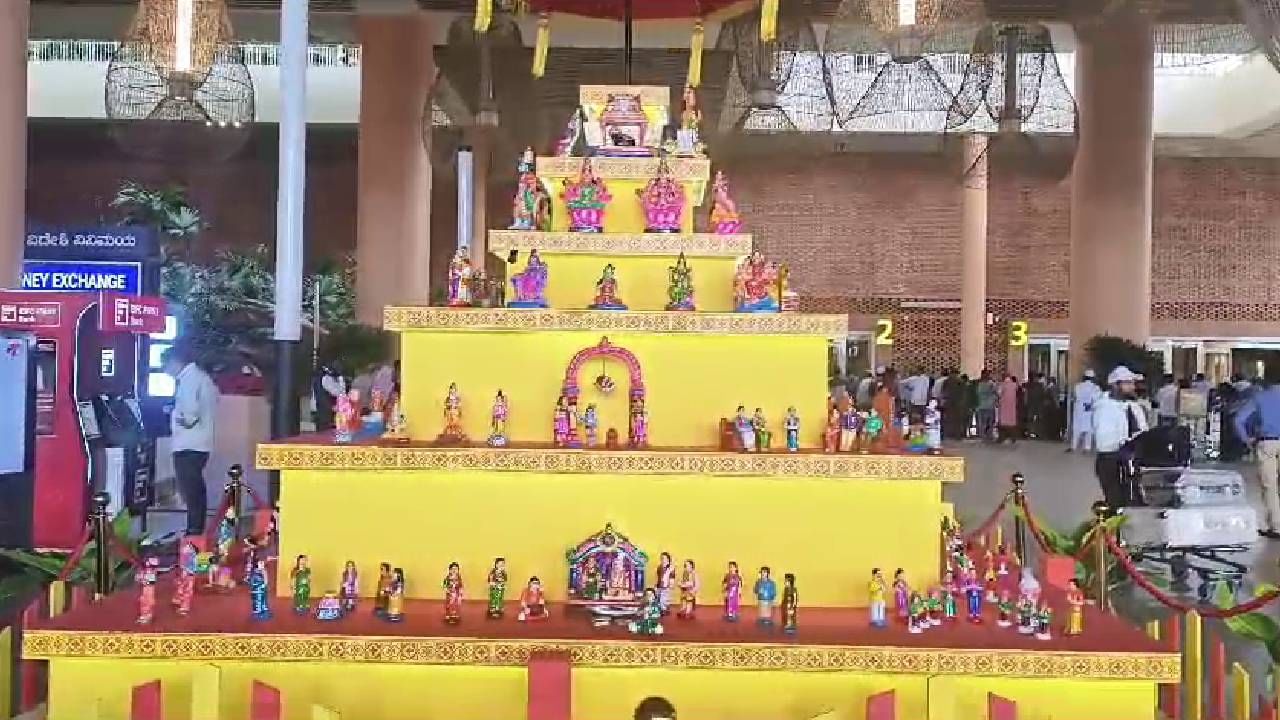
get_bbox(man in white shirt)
[904,368,931,421]
[1092,366,1149,511]
[1068,370,1103,452]
[1154,374,1179,427]
[164,347,220,537]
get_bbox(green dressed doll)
[487,557,508,619]
[290,555,312,615]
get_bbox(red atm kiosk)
[0,290,165,549]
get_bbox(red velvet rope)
[54,526,95,582]
[962,495,1009,544]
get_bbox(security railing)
[28,39,362,67]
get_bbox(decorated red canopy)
[526,0,751,20]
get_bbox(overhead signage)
[1009,320,1030,347]
[875,319,894,346]
[21,260,143,296]
[0,300,62,328]
[100,292,166,334]
[24,226,156,261]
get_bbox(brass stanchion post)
[90,492,111,599]
[1011,473,1027,565]
[226,464,245,542]
[1092,500,1109,612]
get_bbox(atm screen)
[0,336,29,474]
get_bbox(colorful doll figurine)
[781,573,798,634]
[629,588,665,635]
[589,263,628,310]
[375,562,394,617]
[665,252,697,311]
[996,544,1012,577]
[983,550,998,602]
[214,505,236,588]
[839,405,857,452]
[722,561,743,622]
[892,568,910,623]
[867,568,888,628]
[553,395,572,447]
[291,555,312,615]
[489,390,509,447]
[487,557,508,619]
[136,556,159,625]
[1019,568,1042,606]
[996,590,1014,627]
[340,560,359,613]
[782,407,801,452]
[250,560,272,621]
[824,404,840,453]
[907,592,926,634]
[733,405,756,452]
[924,398,943,453]
[316,592,343,621]
[655,552,676,614]
[752,408,771,451]
[518,576,549,621]
[1064,579,1085,636]
[241,534,263,586]
[1035,603,1053,641]
[603,557,634,601]
[583,404,600,447]
[447,246,475,307]
[386,568,406,622]
[581,556,604,600]
[940,571,958,622]
[963,568,984,623]
[864,409,884,450]
[677,559,699,619]
[753,566,777,627]
[443,562,464,625]
[927,589,943,626]
[1016,596,1036,635]
[173,540,197,617]
[629,395,649,448]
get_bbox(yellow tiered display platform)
[23,85,1176,720]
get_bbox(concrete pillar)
[0,0,28,288]
[960,134,989,377]
[468,130,491,267]
[1068,15,1155,378]
[355,13,434,323]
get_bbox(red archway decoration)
[562,336,645,406]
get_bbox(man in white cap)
[1091,366,1149,511]
[1068,369,1103,453]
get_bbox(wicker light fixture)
[1238,0,1280,72]
[106,0,254,160]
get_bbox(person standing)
[1091,366,1148,512]
[904,367,931,422]
[312,363,346,432]
[996,375,1020,444]
[163,347,220,537]
[1155,374,1179,428]
[1068,370,1103,453]
[975,371,998,442]
[1232,365,1280,540]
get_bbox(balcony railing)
[28,39,362,67]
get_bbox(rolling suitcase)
[1136,467,1246,508]
[1122,505,1258,548]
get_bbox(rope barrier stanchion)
[962,495,1009,545]
[1091,501,1110,612]
[90,493,112,599]
[1010,473,1027,565]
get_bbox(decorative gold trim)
[488,231,753,258]
[383,308,847,336]
[22,630,1179,681]
[254,445,964,480]
[579,85,670,107]
[536,156,710,183]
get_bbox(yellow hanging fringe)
[687,20,705,88]
[532,13,551,77]
[474,0,493,32]
[760,0,779,42]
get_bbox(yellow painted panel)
[0,626,10,720]
[927,675,1159,720]
[510,252,739,313]
[278,468,945,606]
[190,663,222,720]
[401,330,828,448]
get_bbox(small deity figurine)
[447,247,476,308]
[893,568,910,623]
[334,388,357,444]
[733,405,756,453]
[290,555,312,615]
[996,590,1014,627]
[864,409,885,448]
[963,568,983,623]
[443,562,464,624]
[676,85,704,155]
[629,588,665,635]
[604,556,633,600]
[753,566,777,627]
[509,148,552,231]
[665,253,696,311]
[781,573,798,634]
[839,406,858,452]
[1016,596,1036,635]
[383,395,408,442]
[581,556,604,600]
[439,382,467,443]
[824,404,841,453]
[784,407,801,452]
[637,158,686,233]
[375,562,394,617]
[553,395,573,447]
[486,557,508,619]
[1035,603,1053,641]
[249,560,272,621]
[655,552,676,614]
[629,395,649,449]
[1064,578,1085,636]
[589,263,628,310]
[927,589,943,626]
[940,571,958,622]
[518,576,549,621]
[722,561,743,622]
[752,408,771,451]
[489,390,509,447]
[924,399,943,454]
[173,540,197,617]
[709,170,742,235]
[677,559,699,619]
[868,568,888,628]
[136,556,159,625]
[562,158,611,233]
[582,404,600,447]
[340,560,359,613]
[996,544,1011,576]
[508,249,550,309]
[386,568,405,623]
[907,592,927,634]
[733,249,780,313]
[1019,568,1042,605]
[315,592,343,621]
[983,553,999,602]
[554,106,586,157]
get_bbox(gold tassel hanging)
[474,0,493,32]
[532,13,551,77]
[687,20,705,88]
[760,0,779,42]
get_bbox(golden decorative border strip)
[22,631,1178,681]
[253,445,965,480]
[488,231,753,257]
[579,85,671,107]
[536,156,710,182]
[383,308,848,336]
